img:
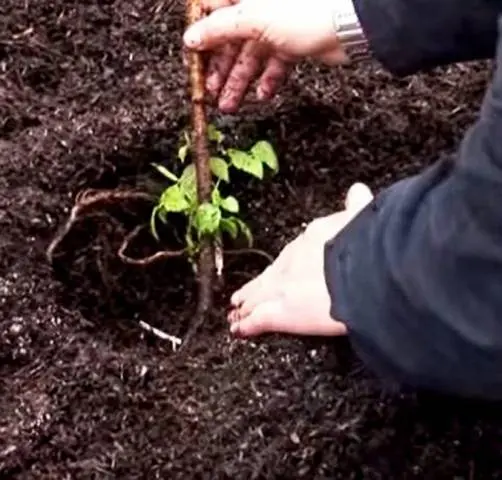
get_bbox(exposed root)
[224,248,275,264]
[46,189,154,264]
[213,247,274,285]
[118,225,186,266]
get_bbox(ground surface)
[1,1,501,479]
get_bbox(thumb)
[344,182,373,213]
[183,4,263,51]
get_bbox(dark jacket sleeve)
[324,15,502,399]
[352,0,501,76]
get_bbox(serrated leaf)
[178,144,189,163]
[194,203,221,236]
[210,157,229,182]
[160,184,190,212]
[152,163,178,182]
[220,218,238,239]
[250,141,278,173]
[236,218,253,246]
[208,124,224,144]
[179,164,197,203]
[220,195,239,213]
[228,149,263,179]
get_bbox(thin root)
[118,225,186,266]
[224,248,275,264]
[47,189,154,264]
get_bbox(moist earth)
[1,1,500,479]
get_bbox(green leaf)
[220,217,238,239]
[160,184,190,212]
[211,187,222,206]
[194,203,221,236]
[236,218,253,246]
[220,195,239,213]
[185,229,197,256]
[228,148,264,179]
[152,163,178,182]
[179,164,197,204]
[178,144,189,163]
[208,124,224,144]
[250,141,278,173]
[210,157,229,182]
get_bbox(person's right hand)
[183,0,351,113]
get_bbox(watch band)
[332,2,371,63]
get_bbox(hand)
[183,0,350,113]
[227,182,373,338]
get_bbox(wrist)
[332,0,370,63]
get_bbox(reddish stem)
[185,0,215,334]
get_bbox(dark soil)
[1,1,501,479]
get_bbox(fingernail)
[183,28,201,48]
[230,322,240,335]
[219,98,236,114]
[230,292,240,305]
[256,86,266,101]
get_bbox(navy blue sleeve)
[352,0,501,76]
[324,15,502,399]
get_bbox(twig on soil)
[138,320,182,351]
[46,189,154,263]
[184,0,215,340]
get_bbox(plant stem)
[186,0,214,329]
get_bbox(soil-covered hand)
[183,0,349,113]
[227,183,373,338]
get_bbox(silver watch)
[332,1,370,62]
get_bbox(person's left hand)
[228,182,374,338]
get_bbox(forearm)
[346,0,501,76]
[324,16,502,398]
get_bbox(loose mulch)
[1,1,501,479]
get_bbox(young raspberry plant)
[150,124,278,263]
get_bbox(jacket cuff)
[351,0,499,76]
[323,192,411,386]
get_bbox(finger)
[219,40,267,112]
[230,264,274,307]
[206,42,241,98]
[227,307,239,324]
[344,182,373,213]
[183,4,262,51]
[230,301,284,337]
[229,301,347,338]
[256,56,292,101]
[238,281,283,318]
[317,47,349,66]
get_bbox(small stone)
[9,323,22,335]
